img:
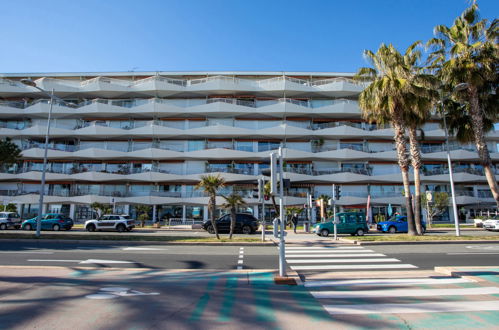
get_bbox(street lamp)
[19,79,76,238]
[440,82,469,237]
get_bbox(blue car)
[22,213,73,231]
[377,215,426,234]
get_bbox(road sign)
[426,191,433,202]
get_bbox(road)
[0,240,497,270]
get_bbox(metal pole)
[441,101,461,236]
[332,184,337,240]
[261,176,266,242]
[36,89,55,237]
[278,147,286,277]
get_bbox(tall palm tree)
[222,193,246,239]
[196,174,225,239]
[427,2,499,206]
[354,43,420,235]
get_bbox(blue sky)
[0,0,497,73]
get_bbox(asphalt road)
[0,240,497,270]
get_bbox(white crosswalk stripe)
[291,245,499,316]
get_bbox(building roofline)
[0,71,356,78]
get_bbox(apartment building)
[0,72,497,223]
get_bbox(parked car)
[0,212,22,230]
[85,214,135,232]
[377,215,426,233]
[22,213,73,231]
[314,212,369,237]
[483,216,499,231]
[203,213,258,234]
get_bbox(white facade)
[0,72,497,222]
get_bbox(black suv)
[203,213,258,234]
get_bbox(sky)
[0,0,497,74]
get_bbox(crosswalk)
[285,245,417,271]
[286,244,499,316]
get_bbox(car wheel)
[0,223,6,230]
[86,224,96,232]
[206,225,215,234]
[116,224,126,233]
[356,228,365,236]
[388,226,397,234]
[242,225,252,235]
[24,224,32,231]
[52,224,60,231]
[320,229,329,237]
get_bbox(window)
[235,141,253,152]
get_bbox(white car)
[0,212,22,230]
[85,214,135,232]
[483,217,499,232]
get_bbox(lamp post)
[440,83,469,237]
[19,79,75,238]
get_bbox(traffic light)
[334,185,341,200]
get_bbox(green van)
[314,212,369,237]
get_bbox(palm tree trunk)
[468,86,499,207]
[408,127,423,235]
[393,118,417,235]
[210,195,220,239]
[229,207,236,239]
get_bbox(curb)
[0,238,276,246]
[344,239,499,245]
[434,266,499,283]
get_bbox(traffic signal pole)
[278,147,286,277]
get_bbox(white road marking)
[122,247,167,251]
[323,300,499,315]
[447,252,499,255]
[0,251,54,254]
[466,245,499,250]
[286,253,386,258]
[28,259,82,263]
[80,259,135,264]
[237,247,244,269]
[287,258,400,264]
[291,264,418,271]
[286,249,375,254]
[286,246,364,250]
[311,287,499,299]
[304,277,474,288]
[238,260,243,264]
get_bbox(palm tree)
[135,205,151,227]
[263,181,279,217]
[0,138,21,170]
[222,193,246,239]
[354,43,420,235]
[196,174,225,239]
[427,2,499,206]
[401,45,440,235]
[318,194,331,222]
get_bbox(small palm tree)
[222,193,246,239]
[263,181,279,217]
[135,205,151,227]
[196,174,225,239]
[427,2,499,206]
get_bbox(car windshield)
[0,212,9,219]
[388,215,406,222]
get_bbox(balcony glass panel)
[51,162,74,174]
[234,163,254,175]
[104,163,129,174]
[158,140,184,152]
[158,163,183,174]
[187,120,205,129]
[78,163,102,173]
[107,141,130,152]
[340,143,364,151]
[235,141,253,152]
[132,163,153,173]
[207,140,232,149]
[160,120,185,129]
[76,184,100,195]
[286,142,311,152]
[0,120,30,130]
[188,140,205,151]
[109,120,133,129]
[207,118,233,127]
[131,141,153,151]
[80,141,105,150]
[257,121,281,129]
[102,185,127,197]
[285,120,310,129]
[129,185,154,196]
[234,120,256,129]
[370,185,404,198]
[258,141,280,152]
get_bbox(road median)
[0,233,275,246]
[341,234,499,245]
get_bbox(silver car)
[0,212,22,230]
